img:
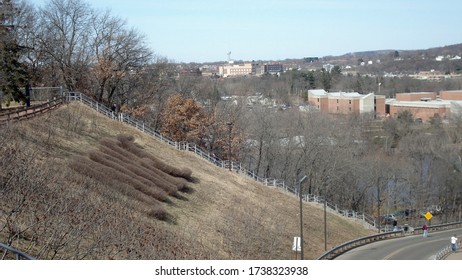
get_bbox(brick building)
[308,89,386,117]
[439,90,462,100]
[386,90,462,122]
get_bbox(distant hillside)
[320,43,462,62]
[344,43,462,58]
[311,43,462,75]
[0,102,375,260]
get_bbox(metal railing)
[66,92,376,228]
[317,221,462,260]
[0,243,35,260]
[0,97,65,126]
[434,239,462,260]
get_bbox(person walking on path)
[451,235,458,253]
[423,224,428,237]
[393,219,398,231]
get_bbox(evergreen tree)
[0,0,28,106]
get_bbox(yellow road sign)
[424,212,433,220]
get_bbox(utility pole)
[324,191,327,251]
[324,176,329,251]
[298,175,307,259]
[226,122,233,171]
[377,177,381,233]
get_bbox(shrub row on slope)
[70,134,193,220]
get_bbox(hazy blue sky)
[32,0,462,63]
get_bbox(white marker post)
[292,236,301,259]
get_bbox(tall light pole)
[298,175,307,260]
[226,122,233,171]
[323,176,330,251]
[377,177,382,233]
[324,183,327,251]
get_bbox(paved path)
[444,248,462,260]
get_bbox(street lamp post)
[226,122,233,171]
[323,176,329,251]
[298,175,307,260]
[377,177,383,233]
[324,189,327,251]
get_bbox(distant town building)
[395,92,437,101]
[199,65,219,77]
[440,90,462,100]
[387,99,450,121]
[386,90,462,122]
[410,70,446,81]
[322,64,335,72]
[219,63,254,77]
[304,57,319,63]
[307,89,386,117]
[435,55,461,61]
[264,64,284,75]
[435,55,445,61]
[218,63,284,77]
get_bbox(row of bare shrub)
[98,138,189,193]
[69,134,194,221]
[116,134,193,180]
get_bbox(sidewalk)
[443,249,462,260]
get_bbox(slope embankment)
[0,102,375,259]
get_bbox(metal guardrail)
[0,243,35,260]
[67,92,377,228]
[317,230,405,260]
[317,221,462,260]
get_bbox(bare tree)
[34,0,93,90]
[91,15,152,104]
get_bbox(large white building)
[218,63,284,77]
[219,63,254,77]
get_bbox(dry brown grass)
[0,102,376,260]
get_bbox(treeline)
[1,0,153,105]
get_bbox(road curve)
[335,228,462,260]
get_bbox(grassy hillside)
[0,102,375,260]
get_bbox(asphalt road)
[335,228,462,260]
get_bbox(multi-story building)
[307,89,386,117]
[219,63,254,77]
[219,63,284,77]
[263,64,284,75]
[387,99,451,121]
[386,90,462,121]
[395,92,437,101]
[439,90,462,100]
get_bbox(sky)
[32,0,462,63]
